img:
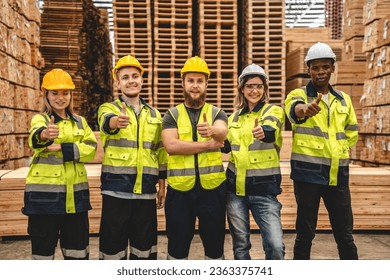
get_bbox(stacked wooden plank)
[359,0,390,166]
[41,0,113,130]
[197,0,237,116]
[113,0,153,104]
[245,0,285,108]
[152,0,192,114]
[0,0,42,170]
[325,0,343,39]
[2,162,390,236]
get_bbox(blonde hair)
[234,74,269,110]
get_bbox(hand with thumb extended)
[315,93,322,104]
[203,113,208,123]
[197,113,212,138]
[252,117,265,140]
[117,102,130,129]
[43,115,59,141]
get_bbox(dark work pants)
[293,181,358,260]
[28,212,89,260]
[99,195,157,260]
[165,182,226,259]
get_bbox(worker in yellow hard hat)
[285,42,359,259]
[23,68,97,260]
[161,56,228,259]
[97,55,167,260]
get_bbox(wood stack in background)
[198,0,237,116]
[245,0,285,108]
[152,0,192,114]
[331,0,366,164]
[41,0,113,130]
[0,0,42,170]
[325,0,343,39]
[113,0,153,104]
[359,0,390,166]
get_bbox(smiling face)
[115,66,143,99]
[46,89,71,116]
[308,58,335,91]
[182,72,208,108]
[242,76,265,110]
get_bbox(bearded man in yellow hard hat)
[161,56,228,260]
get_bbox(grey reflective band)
[336,132,347,140]
[169,107,179,121]
[263,115,282,128]
[346,124,358,131]
[291,153,331,165]
[295,126,329,138]
[291,96,305,101]
[248,141,275,151]
[339,159,350,166]
[262,104,273,115]
[84,140,98,148]
[143,141,163,150]
[227,161,280,176]
[168,168,196,177]
[74,116,84,129]
[198,165,225,174]
[62,246,89,259]
[231,144,240,151]
[32,155,64,165]
[25,182,89,192]
[99,248,127,260]
[107,138,137,148]
[102,165,137,174]
[340,99,347,106]
[232,110,240,122]
[130,245,157,258]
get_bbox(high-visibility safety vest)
[227,103,284,196]
[284,81,359,187]
[98,98,167,194]
[167,103,226,191]
[24,112,97,215]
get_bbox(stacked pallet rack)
[325,0,343,39]
[40,0,113,129]
[331,0,366,164]
[197,0,237,117]
[360,0,390,166]
[245,0,285,108]
[0,0,42,170]
[113,0,153,103]
[152,0,192,114]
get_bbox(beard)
[183,89,206,108]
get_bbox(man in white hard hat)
[284,42,359,259]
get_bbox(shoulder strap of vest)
[232,110,241,123]
[210,105,221,122]
[168,106,179,122]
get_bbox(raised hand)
[197,113,212,138]
[117,102,130,129]
[302,93,322,117]
[252,117,265,140]
[42,116,59,141]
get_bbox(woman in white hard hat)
[222,64,285,259]
[23,69,97,260]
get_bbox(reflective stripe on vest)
[167,103,226,191]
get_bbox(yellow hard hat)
[41,69,75,91]
[180,56,210,78]
[112,55,144,80]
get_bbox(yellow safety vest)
[167,103,226,191]
[227,103,284,196]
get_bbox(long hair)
[40,90,76,116]
[234,74,269,110]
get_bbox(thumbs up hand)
[197,113,212,138]
[252,117,265,140]
[41,116,59,141]
[300,93,322,118]
[116,102,130,129]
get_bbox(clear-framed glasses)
[245,84,264,90]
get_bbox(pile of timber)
[41,0,113,130]
[1,161,390,237]
[0,0,42,170]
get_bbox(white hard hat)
[304,42,336,65]
[238,63,268,86]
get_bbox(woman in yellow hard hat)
[23,69,97,260]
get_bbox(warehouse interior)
[0,0,389,259]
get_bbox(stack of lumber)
[1,162,390,236]
[0,0,42,170]
[198,0,238,116]
[41,0,113,130]
[244,0,285,108]
[113,0,153,104]
[358,0,390,166]
[325,0,343,39]
[152,0,192,114]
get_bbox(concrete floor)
[1,231,389,260]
